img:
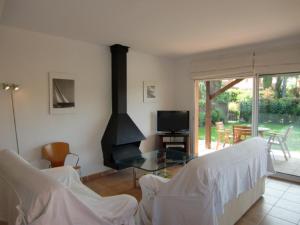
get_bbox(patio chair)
[267,126,293,161]
[233,125,252,143]
[215,121,232,149]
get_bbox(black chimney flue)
[101,44,145,170]
[111,45,128,114]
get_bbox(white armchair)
[136,175,168,225]
[0,149,138,225]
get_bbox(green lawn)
[198,122,300,152]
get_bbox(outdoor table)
[258,127,270,137]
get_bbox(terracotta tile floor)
[84,166,181,201]
[84,168,142,200]
[236,178,300,225]
[85,168,300,225]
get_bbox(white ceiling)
[1,0,300,58]
[0,0,5,18]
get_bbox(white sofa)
[136,137,273,225]
[0,149,138,225]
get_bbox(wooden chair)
[42,142,80,173]
[215,121,232,149]
[233,125,252,143]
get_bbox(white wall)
[0,25,175,176]
[128,51,175,151]
[173,59,196,150]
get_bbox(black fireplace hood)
[103,113,146,145]
[101,44,145,169]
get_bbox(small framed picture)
[143,81,158,103]
[49,72,76,114]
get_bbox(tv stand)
[157,132,190,154]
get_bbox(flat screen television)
[157,111,189,133]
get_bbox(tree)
[263,77,272,89]
[275,76,283,98]
[211,80,222,93]
[282,76,287,97]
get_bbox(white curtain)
[190,51,253,80]
[255,43,300,75]
[190,42,300,79]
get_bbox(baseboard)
[81,169,117,183]
[269,173,300,184]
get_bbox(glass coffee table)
[117,149,195,187]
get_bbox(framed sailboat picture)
[49,72,76,114]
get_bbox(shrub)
[199,92,300,125]
[228,102,240,120]
[215,89,250,104]
[241,92,300,116]
[268,98,298,115]
[248,97,300,118]
[228,102,239,113]
[288,87,300,98]
[211,110,219,124]
[211,109,225,124]
[199,111,206,126]
[295,105,300,116]
[199,109,225,126]
[240,101,252,122]
[228,89,240,102]
[215,92,231,104]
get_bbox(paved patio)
[198,140,300,177]
[271,150,300,177]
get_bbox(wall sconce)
[1,82,21,154]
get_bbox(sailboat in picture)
[53,79,75,108]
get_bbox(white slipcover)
[0,149,138,225]
[137,137,274,225]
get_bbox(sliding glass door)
[194,72,300,180]
[197,78,254,152]
[258,73,300,177]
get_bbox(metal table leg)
[133,167,137,188]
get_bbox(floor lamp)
[1,83,20,154]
